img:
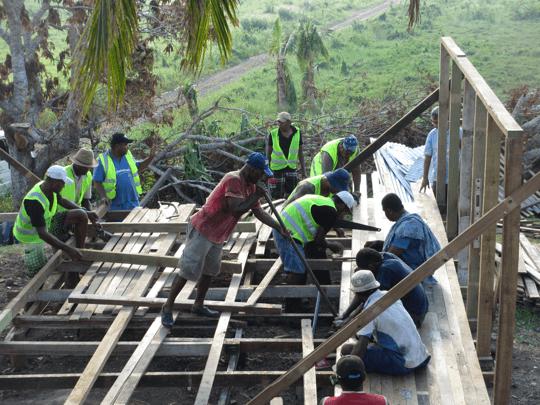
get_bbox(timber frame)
[0,37,529,405]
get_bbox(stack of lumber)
[496,234,540,306]
[497,219,540,239]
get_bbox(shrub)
[351,21,365,33]
[241,18,268,32]
[278,8,294,21]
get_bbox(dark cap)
[111,132,135,145]
[246,152,273,177]
[336,355,365,382]
[324,169,350,192]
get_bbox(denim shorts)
[273,229,306,274]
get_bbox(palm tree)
[73,0,240,115]
[294,20,331,99]
[268,18,297,110]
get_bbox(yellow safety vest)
[270,127,301,170]
[14,182,57,244]
[97,150,142,200]
[281,195,335,246]
[310,138,358,177]
[57,165,92,211]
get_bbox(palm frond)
[72,0,139,115]
[268,18,282,57]
[182,0,240,73]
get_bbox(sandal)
[190,306,220,318]
[161,305,174,327]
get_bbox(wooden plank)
[217,328,243,405]
[101,221,256,234]
[230,214,259,255]
[426,313,454,405]
[0,212,17,222]
[440,37,466,59]
[0,371,335,390]
[68,294,282,314]
[301,319,317,405]
[446,59,462,240]
[61,208,144,317]
[63,209,182,405]
[139,168,171,208]
[343,88,439,172]
[457,78,476,285]
[255,204,282,257]
[403,372,418,405]
[523,276,540,299]
[476,114,502,357]
[494,136,524,405]
[78,249,243,274]
[245,258,282,306]
[436,41,450,207]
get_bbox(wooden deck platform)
[0,174,491,405]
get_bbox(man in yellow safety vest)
[310,136,361,199]
[58,148,98,212]
[93,133,156,211]
[267,112,307,200]
[14,166,99,282]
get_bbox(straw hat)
[69,148,99,168]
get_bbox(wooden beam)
[0,212,17,222]
[0,148,41,184]
[67,294,281,314]
[476,114,502,356]
[342,88,439,172]
[244,169,540,405]
[0,371,334,390]
[494,136,523,405]
[78,249,243,274]
[301,319,317,405]
[99,221,256,234]
[436,40,451,207]
[446,59,462,240]
[245,258,282,306]
[139,168,171,208]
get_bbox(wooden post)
[436,41,450,208]
[476,114,502,357]
[493,136,523,405]
[139,168,171,208]
[446,59,462,240]
[458,79,475,285]
[466,98,487,321]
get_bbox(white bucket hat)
[336,191,354,210]
[350,270,380,293]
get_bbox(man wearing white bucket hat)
[14,165,98,281]
[339,270,431,375]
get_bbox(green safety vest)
[98,150,142,200]
[310,138,358,177]
[57,165,92,211]
[14,182,58,244]
[269,128,301,170]
[281,195,335,246]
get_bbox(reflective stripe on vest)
[280,195,335,246]
[58,165,92,211]
[270,128,301,170]
[98,150,142,200]
[310,138,358,177]
[14,182,58,243]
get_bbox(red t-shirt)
[190,170,261,244]
[322,392,387,405]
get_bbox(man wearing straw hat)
[59,148,99,212]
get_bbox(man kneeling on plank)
[340,271,431,375]
[14,165,99,286]
[161,153,290,326]
[274,191,354,312]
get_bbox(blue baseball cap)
[325,169,350,192]
[342,136,358,154]
[246,152,273,177]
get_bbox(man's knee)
[341,343,355,356]
[65,209,88,226]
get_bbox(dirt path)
[156,0,399,108]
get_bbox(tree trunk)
[276,58,288,109]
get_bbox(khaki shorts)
[178,220,223,282]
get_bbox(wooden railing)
[438,37,523,405]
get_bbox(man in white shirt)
[341,271,431,375]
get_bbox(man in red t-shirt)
[161,153,290,326]
[320,355,388,405]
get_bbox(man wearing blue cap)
[93,132,157,211]
[310,136,361,199]
[161,153,291,325]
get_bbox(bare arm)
[57,194,80,211]
[81,198,92,211]
[93,181,112,206]
[35,226,82,261]
[284,182,314,207]
[420,155,432,193]
[314,226,342,254]
[319,151,334,174]
[351,335,370,359]
[352,166,361,194]
[387,245,406,257]
[137,145,157,173]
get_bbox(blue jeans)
[273,229,306,274]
